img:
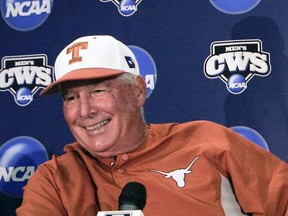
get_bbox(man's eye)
[63,95,77,102]
[92,89,108,95]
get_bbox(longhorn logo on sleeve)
[149,155,201,188]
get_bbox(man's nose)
[78,95,96,118]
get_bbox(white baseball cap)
[40,35,139,95]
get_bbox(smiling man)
[60,76,147,158]
[16,35,287,216]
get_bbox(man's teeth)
[86,120,109,130]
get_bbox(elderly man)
[17,35,287,216]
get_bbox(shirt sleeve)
[211,124,288,215]
[16,163,67,216]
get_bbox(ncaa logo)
[0,54,53,106]
[0,136,48,197]
[129,45,157,98]
[230,126,269,151]
[210,0,261,15]
[99,0,142,16]
[1,0,53,31]
[204,39,271,94]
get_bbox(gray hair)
[119,72,138,84]
[120,72,146,123]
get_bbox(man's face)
[61,75,146,158]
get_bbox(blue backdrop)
[0,1,287,215]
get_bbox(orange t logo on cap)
[66,42,88,65]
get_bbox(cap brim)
[40,68,124,96]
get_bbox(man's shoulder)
[37,142,88,173]
[150,120,225,131]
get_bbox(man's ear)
[135,76,147,106]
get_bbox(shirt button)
[122,154,129,161]
[117,169,125,174]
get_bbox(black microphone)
[97,182,146,216]
[118,182,147,210]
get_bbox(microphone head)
[118,182,147,210]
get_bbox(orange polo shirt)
[16,121,288,215]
